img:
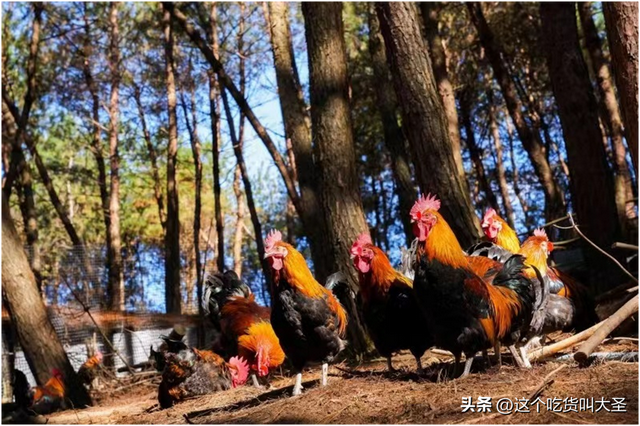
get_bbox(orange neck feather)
[238,321,285,369]
[519,237,549,277]
[276,243,348,337]
[359,247,412,302]
[495,219,521,253]
[423,212,469,269]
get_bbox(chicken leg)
[414,355,424,374]
[292,372,303,396]
[460,354,474,378]
[387,357,396,373]
[251,374,261,389]
[321,363,328,386]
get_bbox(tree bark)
[376,2,482,248]
[487,90,516,228]
[603,2,639,174]
[82,3,111,281]
[132,82,165,231]
[540,3,620,275]
[162,3,181,314]
[467,2,566,221]
[303,2,371,354]
[179,64,203,313]
[107,3,124,311]
[367,6,416,246]
[460,88,500,213]
[579,2,637,235]
[265,1,330,276]
[232,163,245,277]
[207,3,225,273]
[3,193,91,407]
[420,2,467,186]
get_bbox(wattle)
[357,257,370,273]
[271,257,283,271]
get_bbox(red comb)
[410,193,441,219]
[228,356,249,386]
[533,228,547,238]
[351,233,372,255]
[265,230,282,252]
[483,208,497,221]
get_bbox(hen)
[264,229,347,396]
[410,194,534,377]
[158,348,248,409]
[350,233,433,372]
[203,270,285,386]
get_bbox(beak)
[264,251,273,260]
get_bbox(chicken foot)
[321,363,328,386]
[292,372,303,396]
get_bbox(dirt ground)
[43,339,638,425]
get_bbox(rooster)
[520,229,598,331]
[203,270,285,387]
[158,348,248,409]
[410,194,535,377]
[350,233,433,372]
[29,368,66,414]
[77,351,103,388]
[264,229,347,396]
[474,209,597,327]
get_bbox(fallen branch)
[528,321,603,362]
[574,295,638,364]
[612,242,639,251]
[554,351,638,363]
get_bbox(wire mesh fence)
[2,244,214,401]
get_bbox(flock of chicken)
[151,193,597,407]
[9,193,598,417]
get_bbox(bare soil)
[44,339,638,424]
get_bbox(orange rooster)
[264,229,347,396]
[203,271,285,387]
[30,368,66,414]
[158,348,249,408]
[351,233,433,372]
[520,229,598,332]
[477,209,597,328]
[77,351,103,388]
[410,194,534,377]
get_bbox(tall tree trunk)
[82,3,111,288]
[207,3,225,273]
[460,88,500,213]
[232,163,245,277]
[367,6,416,246]
[16,166,41,287]
[220,86,271,292]
[132,83,165,231]
[506,116,531,228]
[162,3,181,314]
[603,2,639,174]
[265,1,329,275]
[540,3,620,279]
[376,2,482,248]
[107,3,124,311]
[467,2,566,221]
[302,2,371,354]
[487,90,516,228]
[420,2,467,185]
[2,193,91,407]
[579,2,637,236]
[179,64,203,314]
